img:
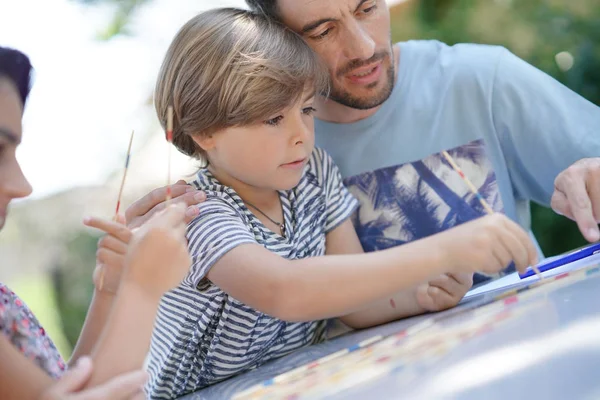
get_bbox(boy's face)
[277,0,395,110]
[199,88,316,191]
[0,78,32,230]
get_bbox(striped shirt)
[146,148,358,399]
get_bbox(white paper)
[464,251,600,300]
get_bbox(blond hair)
[155,8,328,159]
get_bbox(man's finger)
[551,189,573,219]
[587,173,600,224]
[129,191,205,230]
[159,203,187,227]
[114,213,127,225]
[562,176,599,242]
[125,184,196,228]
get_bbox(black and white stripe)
[146,148,358,399]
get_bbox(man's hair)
[0,46,33,107]
[245,0,279,20]
[155,8,328,160]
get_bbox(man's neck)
[314,45,401,124]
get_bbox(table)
[181,252,600,400]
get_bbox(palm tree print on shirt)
[344,139,507,285]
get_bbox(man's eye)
[312,28,332,40]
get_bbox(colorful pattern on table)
[232,262,600,400]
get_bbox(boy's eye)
[302,107,317,115]
[264,115,283,126]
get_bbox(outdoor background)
[0,0,597,359]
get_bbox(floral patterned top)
[0,282,66,378]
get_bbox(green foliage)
[51,232,99,351]
[72,0,151,39]
[391,0,600,256]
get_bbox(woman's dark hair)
[0,46,33,107]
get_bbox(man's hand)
[416,273,473,312]
[551,158,600,243]
[125,180,206,229]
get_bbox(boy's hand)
[84,214,132,294]
[125,180,206,229]
[416,273,473,312]
[439,213,538,276]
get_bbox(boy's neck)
[207,166,281,212]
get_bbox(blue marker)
[519,242,600,279]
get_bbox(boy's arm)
[207,227,445,322]
[325,220,471,328]
[206,213,534,323]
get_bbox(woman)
[0,46,190,399]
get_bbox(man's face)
[277,0,394,110]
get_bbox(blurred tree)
[73,0,150,40]
[51,231,98,349]
[391,0,600,256]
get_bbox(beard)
[325,47,395,110]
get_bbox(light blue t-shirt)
[315,40,600,283]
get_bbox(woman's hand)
[40,357,146,400]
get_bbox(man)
[127,0,600,318]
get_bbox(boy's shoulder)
[306,147,338,187]
[188,169,249,221]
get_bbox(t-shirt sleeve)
[184,198,256,287]
[491,48,600,206]
[315,148,360,233]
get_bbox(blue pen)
[519,242,600,279]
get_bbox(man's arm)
[491,48,600,241]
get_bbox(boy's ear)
[193,135,216,151]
